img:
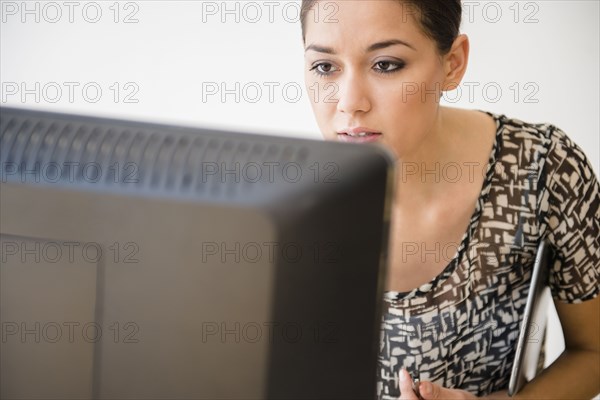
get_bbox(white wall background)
[1,1,599,170]
[1,0,599,384]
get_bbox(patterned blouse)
[377,111,600,398]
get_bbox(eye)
[309,62,338,77]
[373,60,405,74]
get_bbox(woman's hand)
[398,368,478,400]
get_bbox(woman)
[300,1,599,399]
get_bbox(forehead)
[304,0,429,51]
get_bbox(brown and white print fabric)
[377,111,600,398]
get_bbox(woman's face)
[303,0,457,158]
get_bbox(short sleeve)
[542,126,600,303]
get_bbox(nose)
[336,74,371,115]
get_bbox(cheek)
[372,80,430,130]
[314,107,337,140]
[384,71,441,108]
[305,80,337,138]
[379,68,442,127]
[370,80,440,157]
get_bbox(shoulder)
[483,112,599,303]
[489,111,556,150]
[482,111,597,186]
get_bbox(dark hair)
[300,0,462,55]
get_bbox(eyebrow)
[305,39,416,54]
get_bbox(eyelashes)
[373,61,405,74]
[309,60,406,78]
[309,63,336,77]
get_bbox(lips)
[336,127,383,143]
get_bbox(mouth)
[336,127,383,143]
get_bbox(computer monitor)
[0,106,395,399]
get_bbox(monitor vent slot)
[1,109,311,199]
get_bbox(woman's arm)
[399,296,600,400]
[492,124,600,400]
[486,296,600,399]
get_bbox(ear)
[442,34,469,91]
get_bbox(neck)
[395,107,462,201]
